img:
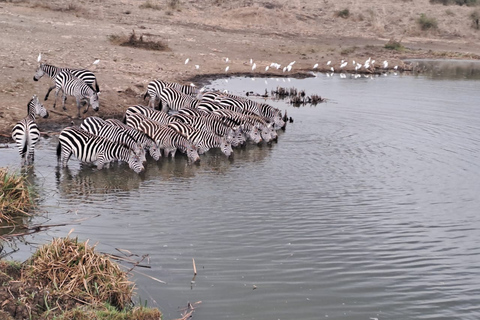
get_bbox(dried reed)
[0,167,34,223]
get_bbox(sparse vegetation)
[108,30,170,51]
[430,0,478,5]
[418,13,438,30]
[139,0,162,10]
[341,46,358,55]
[384,39,405,51]
[335,9,350,19]
[0,237,162,319]
[0,168,34,223]
[471,10,480,28]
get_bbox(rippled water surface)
[2,72,480,320]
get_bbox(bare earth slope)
[2,0,480,140]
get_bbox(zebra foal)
[11,95,49,166]
[45,71,99,119]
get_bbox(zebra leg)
[75,97,83,119]
[62,91,68,111]
[44,84,56,101]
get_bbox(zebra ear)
[37,53,42,62]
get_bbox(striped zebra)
[45,71,99,119]
[11,95,49,165]
[158,86,200,113]
[174,109,247,147]
[144,79,198,109]
[105,118,161,161]
[127,113,200,162]
[167,121,233,157]
[34,62,100,93]
[124,105,174,127]
[80,116,146,162]
[57,126,144,173]
[211,109,265,144]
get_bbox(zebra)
[45,71,99,119]
[11,95,49,165]
[80,116,146,162]
[174,109,247,147]
[144,79,198,109]
[105,118,161,161]
[124,105,174,127]
[34,62,100,93]
[197,100,241,113]
[57,126,144,173]
[158,86,200,113]
[167,121,233,157]
[211,109,264,144]
[127,113,200,162]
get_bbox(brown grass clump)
[109,30,170,51]
[0,167,33,222]
[24,237,134,310]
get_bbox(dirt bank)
[2,0,480,142]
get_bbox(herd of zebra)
[11,60,288,173]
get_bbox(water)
[2,69,480,320]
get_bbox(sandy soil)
[2,0,480,141]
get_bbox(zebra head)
[33,63,46,81]
[247,125,262,144]
[29,95,49,119]
[185,143,200,163]
[259,124,272,143]
[127,150,145,174]
[133,143,146,163]
[146,140,161,161]
[89,92,100,112]
[219,137,233,158]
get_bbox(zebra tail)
[22,139,28,158]
[56,142,62,159]
[95,81,100,93]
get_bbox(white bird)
[340,61,348,68]
[225,57,229,63]
[93,59,100,65]
[190,83,196,87]
[394,65,398,70]
[252,63,256,71]
[352,60,356,65]
[330,67,334,72]
[288,61,296,66]
[286,65,292,72]
[283,67,287,72]
[383,60,388,68]
[327,60,331,65]
[313,63,318,69]
[195,65,199,69]
[225,66,229,72]
[250,58,253,65]
[185,58,190,65]
[37,53,42,62]
[265,66,269,71]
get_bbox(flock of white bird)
[182,55,399,77]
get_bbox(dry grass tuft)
[0,167,33,222]
[25,237,134,310]
[109,30,170,51]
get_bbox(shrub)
[418,13,438,30]
[139,0,162,10]
[336,9,350,19]
[384,39,405,51]
[430,0,478,5]
[0,168,34,221]
[471,10,480,28]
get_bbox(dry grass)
[109,30,170,51]
[25,237,134,310]
[0,167,33,222]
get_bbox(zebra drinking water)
[123,105,174,127]
[158,86,200,113]
[80,116,146,163]
[126,113,200,163]
[11,95,49,166]
[57,126,144,173]
[45,71,99,119]
[105,118,161,161]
